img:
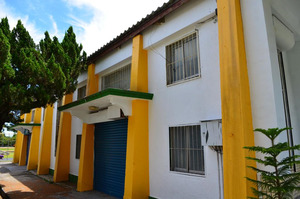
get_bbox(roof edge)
[87,0,190,64]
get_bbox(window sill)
[169,170,206,178]
[166,74,201,87]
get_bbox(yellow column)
[13,115,24,164]
[123,35,149,199]
[53,94,73,182]
[13,131,22,163]
[217,0,256,198]
[27,108,42,170]
[18,113,31,166]
[77,63,98,191]
[37,105,54,174]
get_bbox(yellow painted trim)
[27,108,42,170]
[77,63,98,192]
[13,115,25,163]
[13,131,22,163]
[18,113,30,166]
[18,134,28,166]
[77,123,95,191]
[86,64,99,96]
[124,35,149,199]
[37,105,54,175]
[217,0,256,198]
[130,35,148,93]
[54,94,73,182]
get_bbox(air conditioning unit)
[201,119,222,146]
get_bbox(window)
[76,135,82,159]
[166,32,200,85]
[77,85,86,100]
[101,64,131,90]
[31,110,35,122]
[169,125,204,175]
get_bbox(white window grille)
[166,32,200,85]
[101,64,131,90]
[169,125,204,175]
[31,110,35,123]
[77,85,86,100]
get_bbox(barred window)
[166,33,200,85]
[169,125,204,175]
[101,64,131,90]
[77,85,86,100]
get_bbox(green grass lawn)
[0,147,14,151]
[0,147,15,159]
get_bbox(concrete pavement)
[0,162,117,199]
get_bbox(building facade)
[13,0,300,199]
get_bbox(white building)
[13,0,300,199]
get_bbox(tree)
[0,18,87,130]
[244,128,300,199]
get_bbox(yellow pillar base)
[53,94,73,182]
[27,126,41,170]
[217,0,257,198]
[37,106,54,175]
[18,134,28,166]
[77,123,95,192]
[12,131,22,163]
[27,108,42,170]
[123,100,149,199]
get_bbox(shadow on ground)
[0,162,117,199]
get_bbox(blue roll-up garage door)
[94,119,128,199]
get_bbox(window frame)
[165,32,201,86]
[169,124,205,176]
[31,110,35,123]
[101,63,131,91]
[77,85,87,100]
[75,134,82,159]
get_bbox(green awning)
[11,123,41,134]
[58,88,154,124]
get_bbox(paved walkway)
[0,162,117,199]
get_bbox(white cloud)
[0,0,44,43]
[63,0,169,55]
[0,0,169,55]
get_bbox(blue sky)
[0,0,168,55]
[0,0,168,136]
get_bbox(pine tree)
[0,17,87,130]
[244,128,300,199]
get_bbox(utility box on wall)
[201,119,222,146]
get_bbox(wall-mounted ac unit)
[201,119,222,146]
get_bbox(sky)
[0,0,169,136]
[0,0,169,55]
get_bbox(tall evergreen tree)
[0,18,87,130]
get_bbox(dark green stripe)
[49,169,54,176]
[14,123,41,127]
[68,174,78,184]
[149,197,159,199]
[58,88,154,111]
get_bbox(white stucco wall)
[285,42,300,154]
[50,101,58,170]
[69,86,83,176]
[241,0,300,145]
[147,2,221,197]
[69,118,82,176]
[94,41,132,77]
